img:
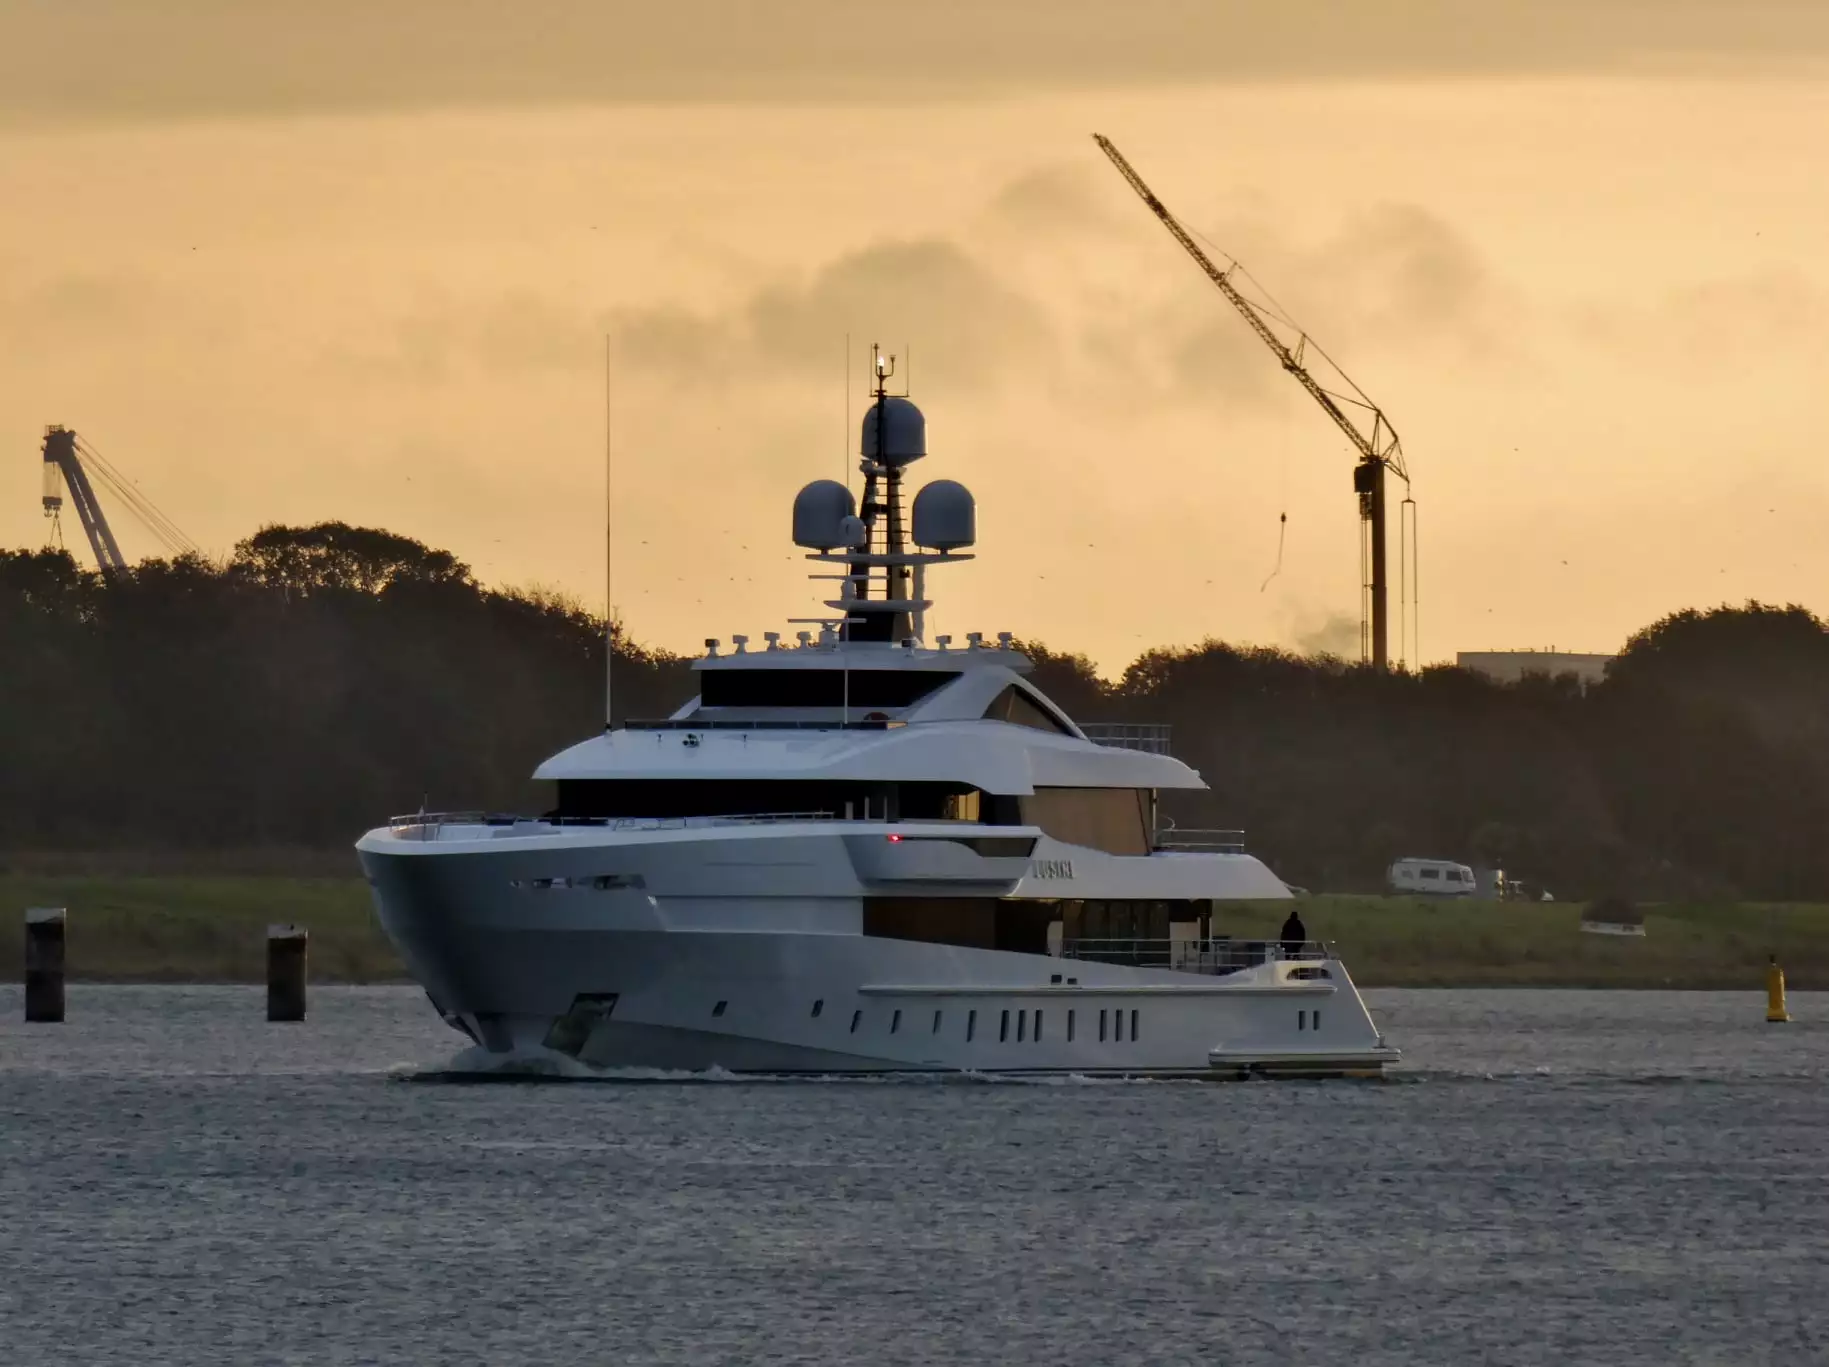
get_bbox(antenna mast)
[604,337,615,731]
[1092,133,1418,669]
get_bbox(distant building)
[1456,650,1614,687]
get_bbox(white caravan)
[1388,858,1477,897]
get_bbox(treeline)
[5,523,1829,900]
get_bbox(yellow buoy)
[1767,957,1790,1024]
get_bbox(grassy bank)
[1,872,1826,988]
[1219,896,1829,990]
[0,873,398,982]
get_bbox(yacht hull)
[356,823,1398,1078]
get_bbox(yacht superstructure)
[356,352,1398,1076]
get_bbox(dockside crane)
[1093,133,1417,670]
[41,426,198,574]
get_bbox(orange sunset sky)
[5,2,1829,671]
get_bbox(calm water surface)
[1,986,1824,1366]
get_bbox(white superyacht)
[356,357,1398,1077]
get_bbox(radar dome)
[792,479,857,550]
[860,397,926,467]
[912,479,976,551]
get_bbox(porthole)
[811,999,824,1019]
[1298,1010,1307,1031]
[712,1000,727,1017]
[891,1009,902,1035]
[932,1009,943,1034]
[1067,1009,1075,1043]
[967,1009,977,1042]
[1017,1011,1026,1043]
[1130,1009,1139,1041]
[1115,1010,1124,1043]
[850,1009,862,1034]
[1314,1009,1322,1030]
[1000,1009,1010,1043]
[1034,1009,1044,1043]
[1099,1009,1108,1043]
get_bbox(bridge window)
[700,669,959,708]
[555,778,983,823]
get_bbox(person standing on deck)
[1279,907,1307,958]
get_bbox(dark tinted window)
[700,669,959,708]
[1020,788,1151,856]
[556,779,976,821]
[983,684,1075,735]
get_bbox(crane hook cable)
[1260,512,1287,592]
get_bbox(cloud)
[606,237,1054,392]
[318,163,1505,426]
[6,1,1829,128]
[1566,265,1829,371]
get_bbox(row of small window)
[509,874,644,891]
[715,994,1301,1041]
[799,998,1140,1043]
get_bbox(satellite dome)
[912,479,976,551]
[792,479,857,550]
[860,397,926,468]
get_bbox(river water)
[0,986,1823,1365]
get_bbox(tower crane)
[1093,133,1416,670]
[41,426,198,575]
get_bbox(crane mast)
[40,425,198,574]
[1092,133,1414,670]
[42,426,127,574]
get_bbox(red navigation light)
[886,834,903,842]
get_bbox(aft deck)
[1061,937,1335,978]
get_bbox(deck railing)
[384,810,838,841]
[1060,937,1331,976]
[1152,826,1247,854]
[622,718,896,731]
[1079,722,1172,754]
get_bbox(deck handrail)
[1060,936,1332,976]
[1079,721,1172,754]
[1152,825,1247,854]
[385,810,839,839]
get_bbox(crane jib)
[1091,131,1418,671]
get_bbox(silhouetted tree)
[4,536,1826,901]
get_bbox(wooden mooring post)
[25,907,66,1023]
[267,924,308,1022]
